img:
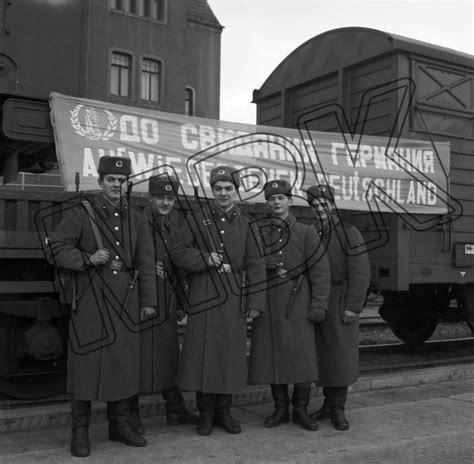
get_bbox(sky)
[208,0,474,125]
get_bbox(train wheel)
[0,373,66,400]
[389,316,438,345]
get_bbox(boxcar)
[253,27,474,344]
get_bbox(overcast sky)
[208,0,473,125]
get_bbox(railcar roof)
[254,27,473,100]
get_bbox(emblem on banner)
[70,104,117,141]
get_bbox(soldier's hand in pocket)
[342,309,358,324]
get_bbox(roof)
[255,27,473,100]
[186,0,223,30]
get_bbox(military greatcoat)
[249,214,330,385]
[138,206,184,392]
[48,194,156,401]
[171,203,266,394]
[314,219,370,386]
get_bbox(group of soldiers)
[47,156,370,458]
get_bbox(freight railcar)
[253,27,474,344]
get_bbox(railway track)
[2,338,472,410]
[359,337,474,373]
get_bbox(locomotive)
[253,27,474,345]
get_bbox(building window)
[110,0,166,21]
[141,58,161,102]
[185,87,195,116]
[110,52,131,97]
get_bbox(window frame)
[185,86,195,116]
[109,0,167,23]
[140,56,163,105]
[109,51,133,99]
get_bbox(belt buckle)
[110,259,123,272]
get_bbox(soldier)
[306,184,370,431]
[171,165,265,436]
[47,156,157,457]
[129,173,198,434]
[249,180,330,431]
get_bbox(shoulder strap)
[82,200,104,249]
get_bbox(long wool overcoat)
[171,203,266,394]
[138,206,184,392]
[249,214,330,385]
[314,219,370,386]
[48,194,156,401]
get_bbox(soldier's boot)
[70,399,91,458]
[107,399,147,447]
[330,406,349,431]
[309,399,332,421]
[196,391,214,436]
[291,384,318,431]
[129,394,145,435]
[214,393,241,434]
[264,384,290,428]
[162,386,199,425]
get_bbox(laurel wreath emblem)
[70,105,117,141]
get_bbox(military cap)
[97,156,131,176]
[263,179,292,200]
[209,165,240,188]
[148,173,180,196]
[306,184,335,204]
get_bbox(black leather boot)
[264,384,290,428]
[162,386,199,425]
[196,391,214,436]
[107,399,147,447]
[70,399,91,457]
[214,393,241,434]
[291,385,318,431]
[129,394,145,435]
[330,406,349,431]
[310,400,331,420]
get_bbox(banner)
[50,93,450,214]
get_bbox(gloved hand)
[265,255,279,270]
[307,307,326,323]
[342,309,358,324]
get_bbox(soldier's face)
[150,195,175,216]
[212,181,237,209]
[267,194,291,218]
[311,198,335,223]
[98,174,128,204]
